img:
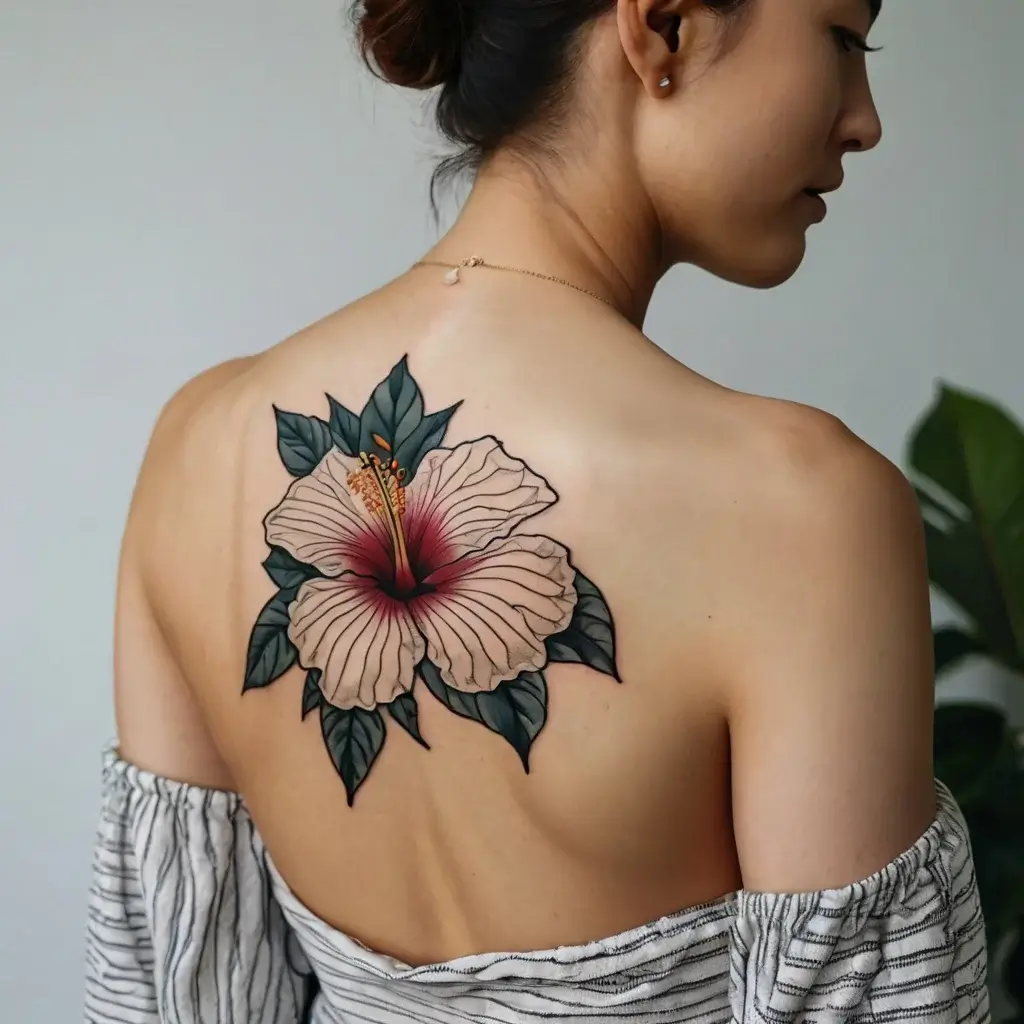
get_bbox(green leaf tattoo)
[386,692,430,749]
[301,669,323,719]
[263,547,320,590]
[273,408,333,477]
[243,587,299,691]
[326,394,360,456]
[320,703,386,806]
[246,357,620,805]
[419,661,547,772]
[357,355,422,460]
[546,569,620,680]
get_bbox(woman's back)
[88,0,991,1019]
[114,265,932,967]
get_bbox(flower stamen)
[348,452,416,593]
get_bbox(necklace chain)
[412,255,615,309]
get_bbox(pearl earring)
[659,76,671,89]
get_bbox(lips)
[803,179,843,197]
[801,190,828,223]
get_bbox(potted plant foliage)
[908,382,1024,1020]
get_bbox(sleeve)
[728,779,990,1024]
[84,750,314,1024]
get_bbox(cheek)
[709,71,837,210]
[648,116,814,285]
[640,41,840,281]
[648,116,790,262]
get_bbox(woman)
[85,0,989,1021]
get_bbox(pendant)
[444,267,461,285]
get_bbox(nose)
[838,80,883,154]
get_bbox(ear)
[616,0,705,97]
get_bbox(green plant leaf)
[274,407,334,477]
[933,702,1007,805]
[262,547,319,590]
[933,626,990,680]
[969,808,1024,952]
[326,393,360,456]
[393,402,461,482]
[948,720,1024,953]
[301,669,322,719]
[386,692,429,749]
[420,661,547,771]
[320,703,386,806]
[920,510,1018,665]
[1005,917,1024,1012]
[546,569,619,679]
[908,383,1024,663]
[243,587,299,691]
[358,356,423,461]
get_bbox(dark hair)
[354,0,882,202]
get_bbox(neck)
[423,149,665,329]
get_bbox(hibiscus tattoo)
[243,357,619,804]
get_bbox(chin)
[702,235,807,290]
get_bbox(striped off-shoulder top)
[85,748,990,1024]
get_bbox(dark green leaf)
[947,719,1024,952]
[386,692,430,749]
[922,515,1018,663]
[358,356,423,460]
[1005,918,1024,1009]
[301,670,323,719]
[914,482,1012,658]
[420,660,547,771]
[274,407,333,477]
[262,547,319,590]
[243,587,298,692]
[969,810,1024,950]
[908,382,1024,658]
[320,703,386,806]
[933,626,990,680]
[914,481,963,524]
[393,402,462,482]
[545,569,619,680]
[933,702,1007,805]
[909,389,975,507]
[326,393,360,456]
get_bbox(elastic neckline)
[102,743,244,809]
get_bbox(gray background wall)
[1,1,1021,1018]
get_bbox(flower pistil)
[347,451,417,595]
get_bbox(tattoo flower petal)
[410,534,577,694]
[264,449,393,580]
[288,574,425,711]
[404,437,560,565]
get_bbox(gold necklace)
[412,255,616,309]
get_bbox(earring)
[658,76,671,89]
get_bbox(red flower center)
[347,453,453,600]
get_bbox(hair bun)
[355,0,466,90]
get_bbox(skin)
[115,0,936,965]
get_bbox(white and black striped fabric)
[85,748,990,1023]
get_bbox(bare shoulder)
[137,355,259,477]
[115,355,264,782]
[124,355,262,586]
[126,352,281,625]
[743,395,926,578]
[709,391,917,521]
[708,395,937,892]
